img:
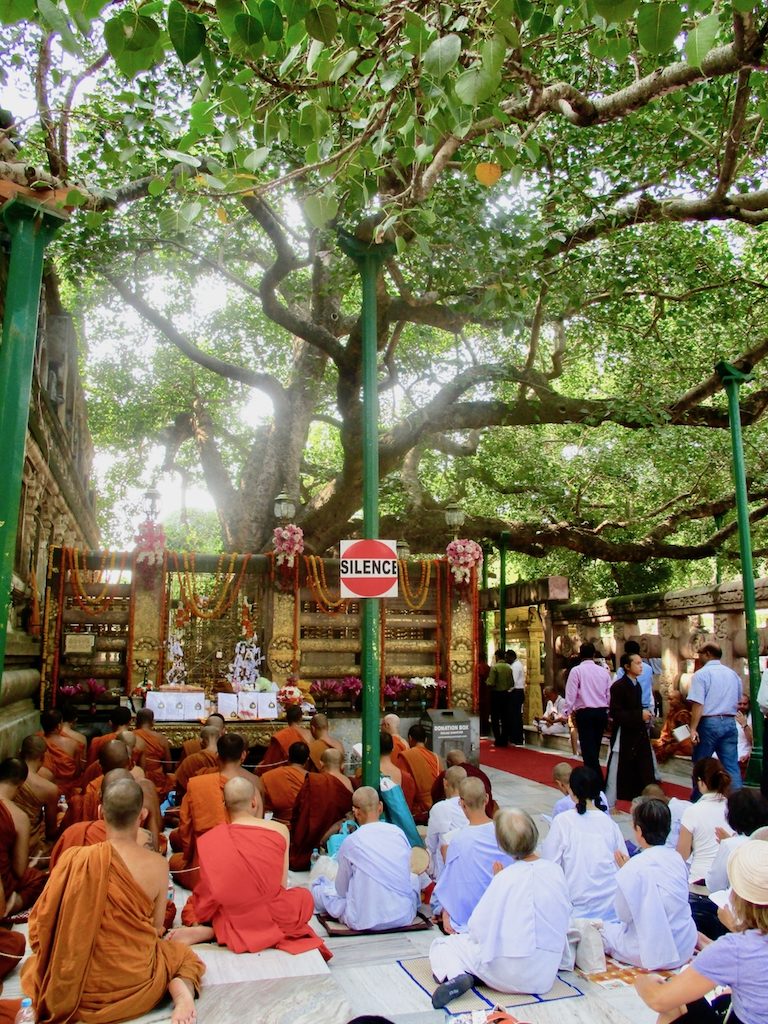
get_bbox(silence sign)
[339,539,399,599]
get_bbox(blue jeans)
[692,716,742,799]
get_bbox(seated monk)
[59,703,87,766]
[312,786,419,930]
[382,713,408,758]
[39,709,81,797]
[262,742,309,827]
[396,724,443,821]
[21,776,204,1024]
[431,748,495,817]
[173,726,221,802]
[181,713,225,760]
[14,736,59,863]
[289,748,354,871]
[135,708,175,797]
[87,705,133,765]
[259,705,312,772]
[355,733,417,811]
[172,777,330,958]
[307,714,344,772]
[170,733,257,889]
[81,739,147,821]
[652,691,693,763]
[0,758,46,915]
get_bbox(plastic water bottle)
[310,848,320,867]
[15,997,35,1023]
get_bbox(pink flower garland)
[445,538,483,585]
[273,525,304,567]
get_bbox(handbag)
[327,818,357,858]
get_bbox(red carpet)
[479,737,690,810]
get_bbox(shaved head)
[99,739,130,774]
[353,786,380,814]
[200,725,221,746]
[102,777,143,829]
[206,713,225,729]
[444,765,468,796]
[311,713,328,735]
[20,735,46,761]
[552,762,572,785]
[321,747,344,771]
[136,708,155,728]
[459,776,487,810]
[446,749,467,767]
[101,767,133,799]
[382,714,400,735]
[224,775,259,814]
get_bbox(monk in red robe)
[395,724,442,821]
[0,759,46,914]
[40,709,81,797]
[382,714,408,758]
[180,713,225,761]
[173,726,220,801]
[259,705,311,772]
[22,776,203,1024]
[262,742,308,826]
[289,750,354,870]
[87,705,133,765]
[430,748,496,816]
[172,777,330,958]
[14,736,59,862]
[134,708,174,797]
[307,714,344,772]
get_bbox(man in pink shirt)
[563,643,611,779]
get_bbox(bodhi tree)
[3,0,768,569]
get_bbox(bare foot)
[169,978,196,1024]
[166,925,215,946]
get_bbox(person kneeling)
[429,808,570,1009]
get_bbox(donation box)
[421,708,471,763]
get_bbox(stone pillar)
[715,611,746,681]
[449,597,474,711]
[267,590,298,686]
[658,614,689,704]
[524,606,544,724]
[130,562,165,691]
[613,618,640,662]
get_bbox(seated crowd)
[0,700,765,1024]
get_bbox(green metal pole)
[0,197,66,681]
[715,361,763,787]
[338,231,394,788]
[499,531,509,653]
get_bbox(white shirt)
[680,793,730,881]
[512,660,526,690]
[426,796,467,878]
[540,808,626,920]
[737,713,752,761]
[706,833,749,893]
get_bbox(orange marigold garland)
[304,555,348,614]
[398,558,431,611]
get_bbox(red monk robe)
[396,747,441,818]
[307,738,333,772]
[41,739,81,798]
[262,765,306,826]
[169,772,228,888]
[22,844,204,1023]
[0,804,45,912]
[183,822,330,957]
[259,726,308,772]
[135,728,174,797]
[289,773,353,871]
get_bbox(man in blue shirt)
[688,641,743,797]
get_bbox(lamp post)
[273,492,296,523]
[444,502,465,539]
[338,229,395,787]
[499,531,510,653]
[396,539,411,560]
[144,488,161,522]
[715,360,763,788]
[0,197,67,682]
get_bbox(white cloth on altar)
[430,858,570,993]
[434,821,513,932]
[601,845,696,969]
[540,808,625,921]
[426,796,467,879]
[311,820,418,930]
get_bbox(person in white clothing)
[540,766,627,921]
[429,808,570,1009]
[536,687,570,737]
[677,758,732,882]
[601,798,696,969]
[425,765,468,879]
[637,783,690,852]
[311,786,419,931]
[736,693,753,779]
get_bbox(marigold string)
[304,555,348,613]
[398,558,432,611]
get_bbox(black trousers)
[673,996,737,1024]
[509,689,525,745]
[689,894,728,941]
[574,707,608,778]
[490,690,512,747]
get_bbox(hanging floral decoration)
[398,559,432,610]
[273,525,304,566]
[170,551,251,619]
[134,520,166,588]
[304,555,348,612]
[66,547,129,614]
[445,539,483,586]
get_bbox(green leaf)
[37,0,81,53]
[305,3,337,42]
[303,193,339,227]
[116,11,161,51]
[637,2,684,54]
[260,0,282,39]
[283,0,309,23]
[684,11,719,65]
[731,0,753,10]
[593,0,637,22]
[234,12,263,45]
[243,146,270,170]
[422,33,462,78]
[482,33,506,77]
[455,66,500,106]
[160,147,201,166]
[220,82,251,117]
[147,177,167,196]
[329,47,358,81]
[168,1,206,64]
[0,0,34,25]
[216,0,240,38]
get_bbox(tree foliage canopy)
[3,0,768,586]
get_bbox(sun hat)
[727,839,768,905]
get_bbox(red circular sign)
[340,539,398,599]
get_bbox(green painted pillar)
[715,361,763,787]
[499,531,509,653]
[338,230,394,788]
[0,197,67,680]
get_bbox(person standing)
[506,650,526,746]
[562,643,611,778]
[688,642,742,797]
[486,649,514,748]
[605,652,655,804]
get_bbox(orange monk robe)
[183,823,331,958]
[262,765,306,827]
[22,844,204,1024]
[307,738,333,772]
[13,783,52,861]
[289,773,353,871]
[169,772,228,889]
[259,726,307,772]
[174,749,218,800]
[135,729,174,797]
[0,804,45,911]
[86,731,118,766]
[396,747,440,818]
[41,739,81,798]
[391,734,408,757]
[181,738,202,760]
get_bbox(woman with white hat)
[635,839,768,1024]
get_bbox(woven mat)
[398,957,583,1015]
[579,956,678,984]
[317,911,433,937]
